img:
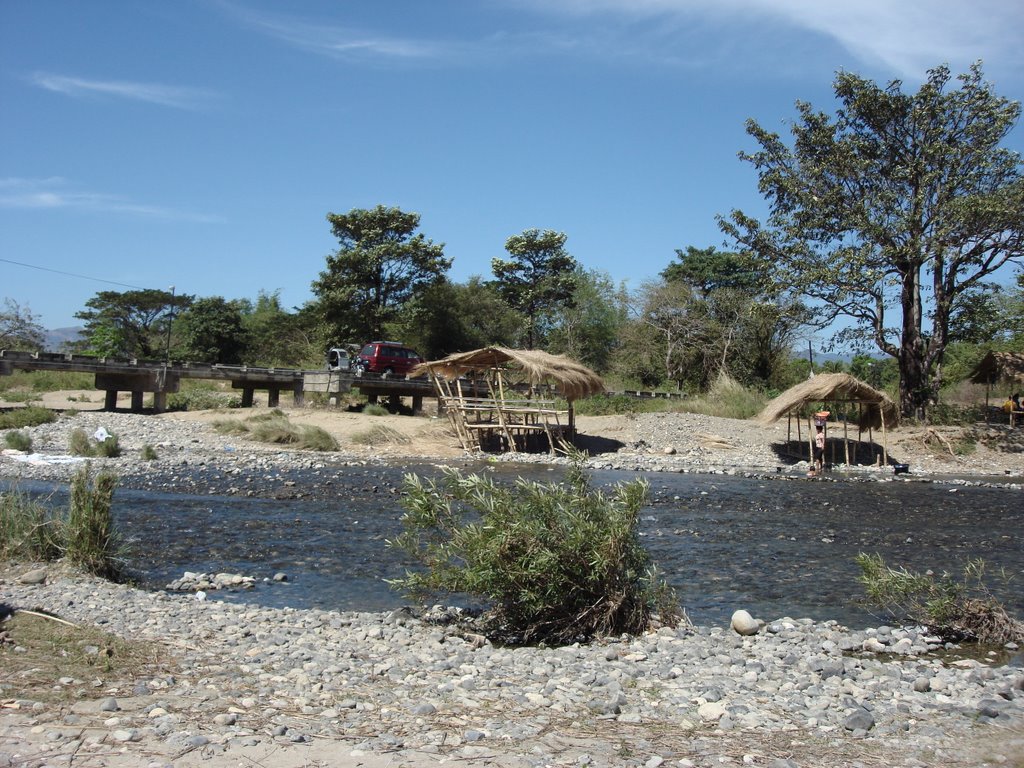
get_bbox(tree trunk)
[898,263,931,419]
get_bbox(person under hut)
[1005,393,1024,426]
[809,411,829,476]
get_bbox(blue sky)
[2,0,1023,332]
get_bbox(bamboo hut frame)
[413,347,605,453]
[968,351,1024,426]
[757,373,899,468]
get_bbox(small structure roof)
[413,346,605,401]
[968,351,1024,386]
[756,372,899,430]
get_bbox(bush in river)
[66,466,122,579]
[856,552,1024,645]
[0,466,123,579]
[388,450,683,645]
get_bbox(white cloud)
[0,178,221,222]
[522,0,1024,81]
[29,72,218,109]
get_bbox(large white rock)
[730,609,759,636]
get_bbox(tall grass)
[66,468,121,578]
[0,466,122,578]
[672,373,767,420]
[0,487,63,561]
[0,370,93,393]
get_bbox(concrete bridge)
[0,350,435,412]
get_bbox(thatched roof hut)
[413,347,605,401]
[757,372,899,430]
[968,351,1024,386]
[414,347,604,454]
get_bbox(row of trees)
[3,63,1021,417]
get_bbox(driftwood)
[14,608,79,628]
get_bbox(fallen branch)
[14,608,79,628]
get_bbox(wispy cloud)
[29,72,218,109]
[524,0,1024,80]
[0,178,221,222]
[222,3,452,63]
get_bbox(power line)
[0,257,150,291]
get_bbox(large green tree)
[0,298,45,351]
[175,296,248,364]
[720,63,1024,417]
[312,205,451,344]
[74,289,191,359]
[547,268,626,372]
[491,229,577,349]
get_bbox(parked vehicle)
[355,341,423,376]
[326,347,352,371]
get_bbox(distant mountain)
[44,327,85,351]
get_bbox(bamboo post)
[795,413,802,461]
[843,415,850,467]
[880,408,888,467]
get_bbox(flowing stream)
[6,463,1022,628]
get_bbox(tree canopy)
[312,205,451,345]
[491,229,578,349]
[74,289,190,359]
[720,62,1024,417]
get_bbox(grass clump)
[0,466,123,579]
[212,410,338,451]
[388,450,683,645]
[856,553,1024,645]
[363,403,390,416]
[140,444,158,461]
[167,385,241,411]
[0,406,56,430]
[350,424,411,446]
[3,430,32,452]
[572,393,673,416]
[0,488,63,561]
[67,428,121,458]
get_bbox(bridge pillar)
[293,382,304,408]
[131,391,144,411]
[412,395,423,413]
[104,390,118,410]
[267,387,280,408]
[153,391,168,412]
[241,388,254,408]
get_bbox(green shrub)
[856,553,1024,645]
[0,390,41,404]
[388,451,683,645]
[363,403,389,417]
[3,430,32,452]
[93,433,122,458]
[68,428,94,457]
[66,466,122,579]
[0,487,63,561]
[140,444,158,461]
[572,393,674,416]
[674,373,767,420]
[167,387,242,411]
[0,406,57,430]
[0,370,92,393]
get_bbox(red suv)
[355,341,423,376]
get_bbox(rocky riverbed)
[2,407,1024,766]
[2,564,1023,768]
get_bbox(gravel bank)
[2,565,1022,768]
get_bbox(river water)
[6,462,1022,629]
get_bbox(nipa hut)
[756,373,899,467]
[413,347,605,453]
[969,351,1024,425]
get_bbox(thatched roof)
[969,351,1024,386]
[413,347,605,401]
[757,372,899,430]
